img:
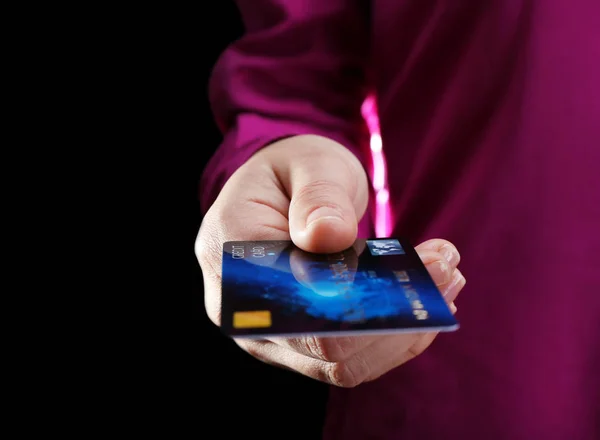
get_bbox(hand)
[196,135,466,387]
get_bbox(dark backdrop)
[191,2,329,438]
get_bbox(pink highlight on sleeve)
[361,95,392,237]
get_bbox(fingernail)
[442,269,466,299]
[305,206,344,229]
[429,259,451,286]
[440,244,459,266]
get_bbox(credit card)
[220,238,458,338]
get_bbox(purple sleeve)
[199,0,370,213]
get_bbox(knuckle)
[407,337,434,360]
[407,345,424,360]
[195,221,219,263]
[242,341,264,361]
[196,229,223,275]
[194,233,208,261]
[327,357,369,388]
[204,294,221,326]
[293,179,345,205]
[302,336,346,362]
[301,336,326,360]
[327,362,360,388]
[196,215,224,327]
[331,337,361,360]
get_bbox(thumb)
[274,135,369,253]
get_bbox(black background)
[191,2,329,437]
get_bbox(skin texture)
[196,134,466,387]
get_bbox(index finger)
[195,166,291,326]
[267,238,460,361]
[416,238,461,267]
[267,334,381,363]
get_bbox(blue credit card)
[220,238,458,338]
